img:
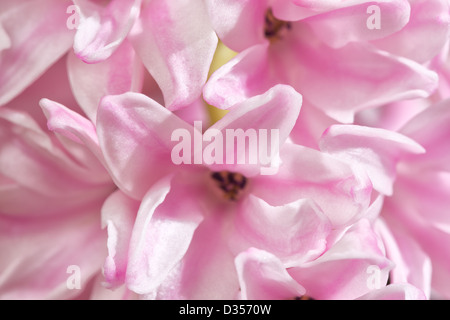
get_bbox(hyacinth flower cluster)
[0,0,449,300]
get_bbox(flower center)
[293,295,315,300]
[264,8,292,40]
[211,171,248,201]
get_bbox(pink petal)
[67,39,144,122]
[96,92,194,199]
[375,218,432,298]
[230,196,331,266]
[126,175,204,295]
[0,0,74,105]
[252,144,373,227]
[101,190,139,288]
[400,98,450,172]
[89,273,138,300]
[285,39,439,123]
[0,208,106,299]
[271,0,326,21]
[205,84,302,176]
[319,124,425,195]
[155,211,240,300]
[2,54,81,131]
[204,0,269,52]
[235,248,306,300]
[73,0,141,63]
[0,108,113,216]
[364,192,385,222]
[384,171,450,297]
[205,34,438,122]
[413,223,450,298]
[0,174,108,218]
[289,219,393,300]
[290,100,338,149]
[275,0,409,22]
[40,98,108,175]
[203,43,274,110]
[129,0,218,111]
[354,98,430,132]
[433,44,450,98]
[394,169,450,232]
[173,97,210,126]
[357,284,427,300]
[0,21,11,52]
[291,0,380,10]
[372,0,450,63]
[305,0,411,48]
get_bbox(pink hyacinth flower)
[0,104,115,299]
[0,0,217,116]
[235,222,426,300]
[203,0,448,123]
[381,100,450,299]
[318,99,450,298]
[41,85,374,298]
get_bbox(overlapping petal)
[305,0,411,48]
[204,0,268,52]
[383,170,450,298]
[101,190,139,289]
[288,219,393,300]
[204,33,438,122]
[357,283,426,300]
[235,248,306,300]
[400,98,450,172]
[96,92,195,199]
[67,40,144,122]
[154,207,240,300]
[129,0,217,110]
[2,54,81,130]
[205,84,302,176]
[0,208,106,299]
[375,218,432,298]
[126,175,204,294]
[1,0,446,300]
[251,144,372,227]
[203,43,274,110]
[73,0,141,63]
[0,108,112,216]
[40,98,107,172]
[319,124,425,195]
[230,196,331,266]
[372,0,450,64]
[0,0,74,106]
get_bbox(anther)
[293,295,315,300]
[264,8,292,41]
[210,171,248,201]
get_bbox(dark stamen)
[211,171,248,201]
[211,172,225,182]
[294,295,315,300]
[228,172,237,184]
[238,176,247,189]
[264,8,292,40]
